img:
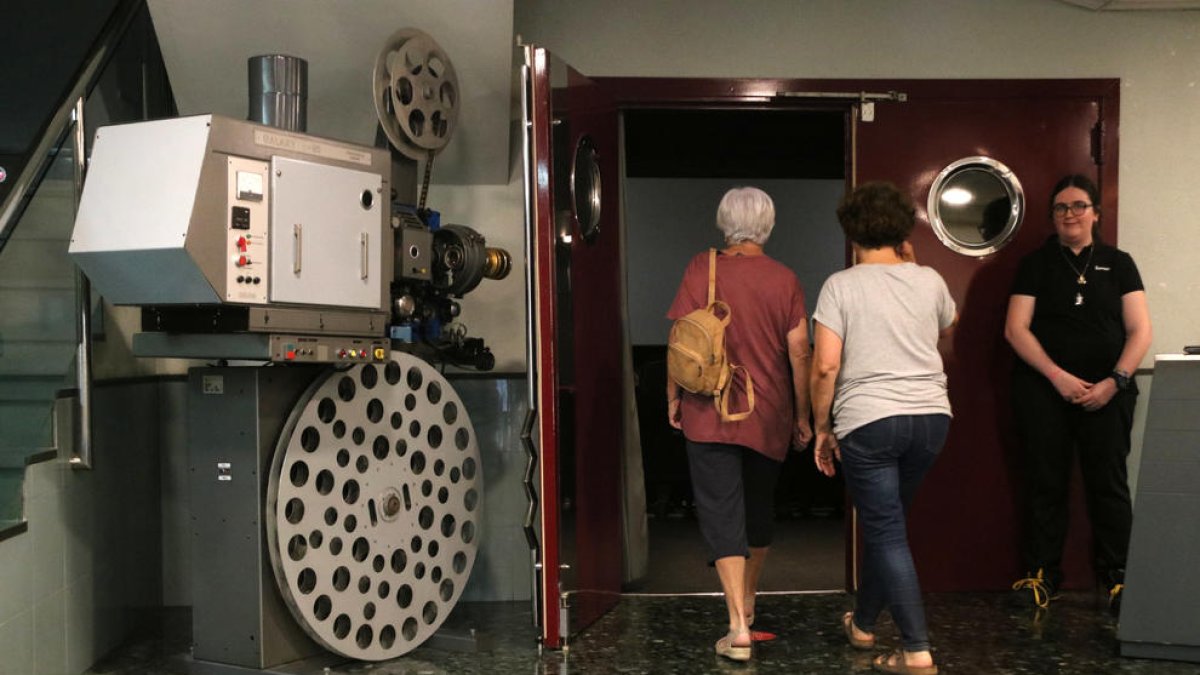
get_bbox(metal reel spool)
[372,28,460,160]
[266,353,482,660]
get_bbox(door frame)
[598,77,1119,230]
[595,76,1121,592]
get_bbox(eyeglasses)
[1052,201,1093,217]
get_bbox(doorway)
[621,107,850,593]
[529,69,1119,646]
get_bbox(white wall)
[0,386,165,675]
[626,177,844,345]
[514,0,1200,367]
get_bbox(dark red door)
[526,46,624,647]
[855,80,1120,591]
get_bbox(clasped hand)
[1051,371,1116,412]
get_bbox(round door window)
[571,135,602,243]
[927,156,1023,257]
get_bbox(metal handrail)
[71,97,94,470]
[0,0,144,471]
[0,0,144,253]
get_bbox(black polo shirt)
[1011,235,1144,382]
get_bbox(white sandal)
[715,631,752,661]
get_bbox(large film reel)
[266,353,481,660]
[373,28,460,160]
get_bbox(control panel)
[269,334,389,364]
[225,156,270,303]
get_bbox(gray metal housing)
[70,114,392,312]
[187,365,326,669]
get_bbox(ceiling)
[145,0,1199,188]
[1058,0,1200,8]
[147,0,515,185]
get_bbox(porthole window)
[570,135,602,243]
[927,156,1023,257]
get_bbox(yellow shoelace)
[1012,569,1053,609]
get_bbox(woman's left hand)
[1075,377,1117,411]
[813,431,839,477]
[667,398,682,430]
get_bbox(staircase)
[0,0,172,534]
[0,168,78,528]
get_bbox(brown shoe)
[843,611,875,650]
[872,649,938,675]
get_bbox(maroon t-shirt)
[667,251,807,462]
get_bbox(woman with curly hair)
[810,181,956,675]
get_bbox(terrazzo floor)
[86,591,1200,674]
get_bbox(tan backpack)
[667,249,755,422]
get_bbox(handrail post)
[70,96,93,470]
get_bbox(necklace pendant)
[1078,274,1087,285]
[1075,292,1084,306]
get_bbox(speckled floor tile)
[86,592,1200,674]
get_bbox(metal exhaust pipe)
[248,54,308,131]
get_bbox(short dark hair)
[836,181,915,249]
[1048,174,1100,215]
[1049,173,1102,242]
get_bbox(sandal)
[843,611,875,650]
[872,649,938,675]
[715,631,752,662]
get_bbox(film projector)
[68,28,509,671]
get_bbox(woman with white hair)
[667,186,812,662]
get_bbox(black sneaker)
[1012,568,1060,609]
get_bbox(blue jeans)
[839,414,949,652]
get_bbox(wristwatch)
[1110,368,1131,391]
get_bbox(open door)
[594,76,1120,593]
[854,79,1120,591]
[523,45,624,648]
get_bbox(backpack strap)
[706,248,717,307]
[717,365,755,422]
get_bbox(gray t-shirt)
[812,262,956,438]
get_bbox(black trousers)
[1011,368,1136,587]
[685,440,782,565]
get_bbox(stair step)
[0,375,67,402]
[0,286,76,334]
[0,446,41,469]
[0,341,79,376]
[0,238,77,286]
[6,179,76,240]
[0,468,24,523]
[0,401,53,447]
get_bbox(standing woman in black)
[1005,174,1153,610]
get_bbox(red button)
[285,350,296,360]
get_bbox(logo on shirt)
[1093,265,1111,271]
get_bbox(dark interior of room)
[623,107,848,594]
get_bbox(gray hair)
[716,187,775,245]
